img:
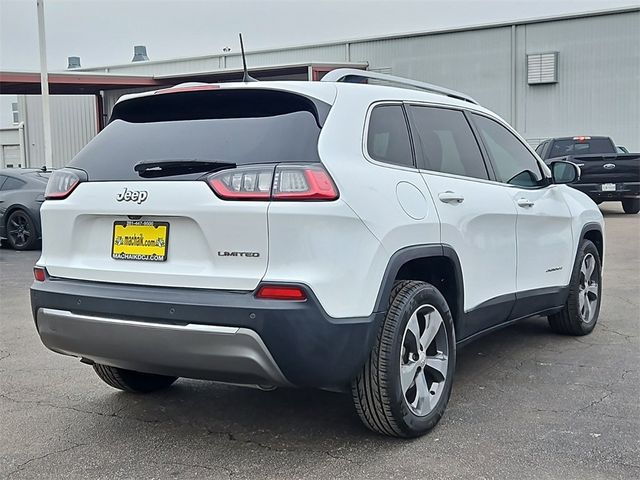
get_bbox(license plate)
[601,183,616,192]
[112,221,169,262]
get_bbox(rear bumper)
[572,182,640,201]
[31,278,384,390]
[36,308,291,386]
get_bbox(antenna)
[239,33,257,82]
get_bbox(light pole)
[36,0,53,169]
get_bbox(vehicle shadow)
[75,317,554,448]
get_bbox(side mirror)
[550,160,580,184]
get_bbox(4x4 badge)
[116,187,148,204]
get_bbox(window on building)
[409,106,489,180]
[11,102,19,124]
[366,105,414,168]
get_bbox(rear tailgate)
[39,86,334,290]
[40,181,269,290]
[568,154,640,184]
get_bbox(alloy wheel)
[400,304,449,416]
[8,213,32,249]
[578,253,599,324]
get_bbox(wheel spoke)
[586,283,598,299]
[583,297,592,322]
[406,311,421,345]
[400,360,419,393]
[413,371,431,412]
[425,353,448,382]
[9,219,19,228]
[582,255,595,281]
[420,311,443,351]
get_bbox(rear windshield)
[549,138,615,157]
[70,89,329,181]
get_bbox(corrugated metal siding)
[224,45,346,69]
[22,95,97,168]
[29,9,640,155]
[518,11,640,150]
[350,27,513,120]
[101,57,221,76]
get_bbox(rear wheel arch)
[374,245,464,333]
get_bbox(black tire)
[93,364,177,393]
[351,280,456,438]
[621,198,640,214]
[548,240,602,336]
[6,209,38,250]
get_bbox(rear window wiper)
[134,159,235,178]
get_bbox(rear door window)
[0,176,25,191]
[408,106,488,180]
[366,105,414,168]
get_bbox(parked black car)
[535,136,640,214]
[0,168,51,250]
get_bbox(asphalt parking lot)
[0,204,638,480]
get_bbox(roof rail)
[321,68,478,105]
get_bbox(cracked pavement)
[1,204,638,479]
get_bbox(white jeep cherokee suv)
[31,70,604,437]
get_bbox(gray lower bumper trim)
[36,308,291,387]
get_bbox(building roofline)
[74,6,639,72]
[153,61,368,80]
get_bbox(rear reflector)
[255,285,307,301]
[33,266,46,282]
[206,164,338,201]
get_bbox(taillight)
[255,285,307,301]
[45,168,85,199]
[33,266,47,282]
[206,164,338,201]
[272,165,338,200]
[207,166,274,200]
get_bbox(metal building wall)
[20,95,97,169]
[70,8,640,152]
[349,27,514,121]
[515,11,640,149]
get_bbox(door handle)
[517,198,535,208]
[438,191,465,204]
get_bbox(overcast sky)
[1,0,638,71]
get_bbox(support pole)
[36,0,53,169]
